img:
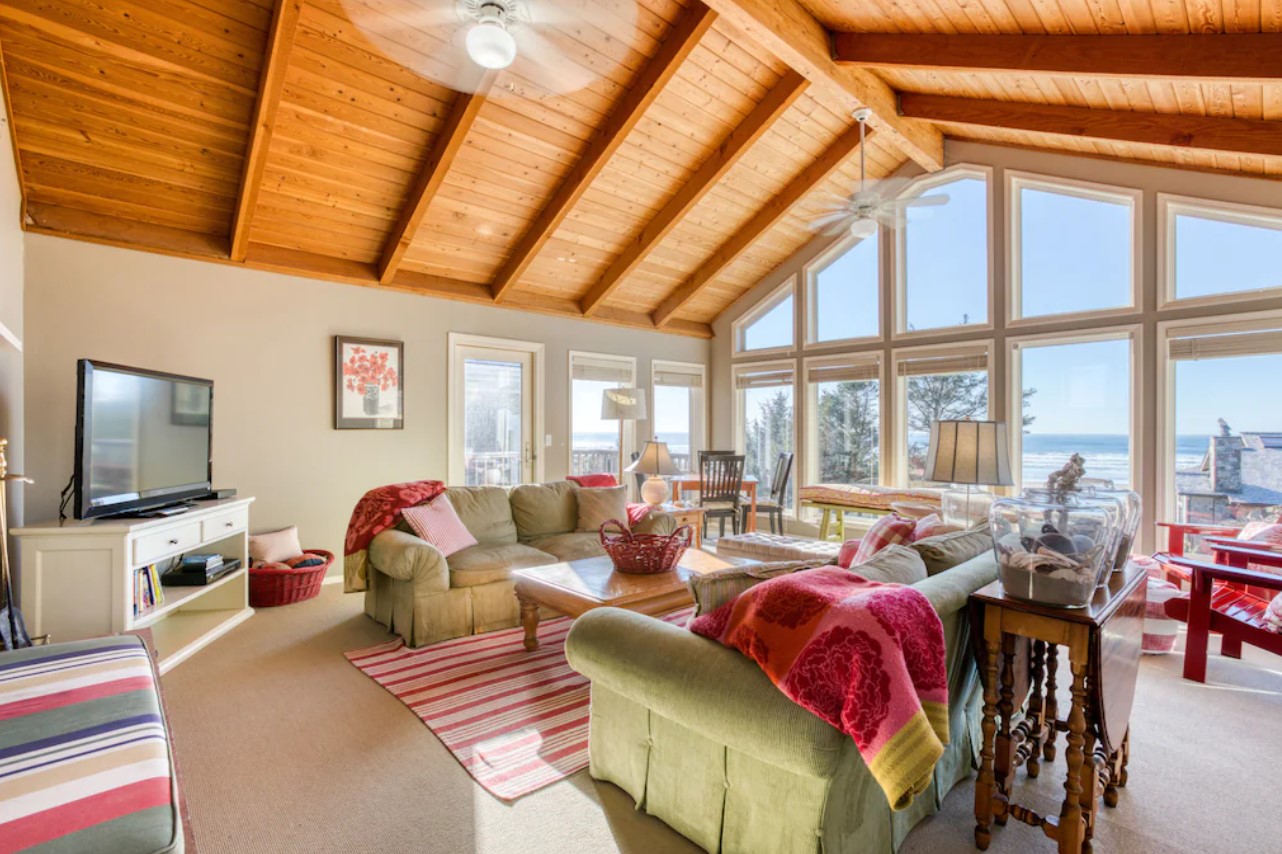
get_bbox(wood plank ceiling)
[1,0,1279,338]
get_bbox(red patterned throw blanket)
[690,567,949,809]
[344,480,446,592]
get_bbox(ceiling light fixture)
[465,1,517,69]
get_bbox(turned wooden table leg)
[1043,643,1059,762]
[1079,724,1099,852]
[518,594,541,651]
[1058,637,1089,854]
[995,631,1017,824]
[974,614,1001,851]
[1028,639,1046,779]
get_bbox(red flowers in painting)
[343,346,399,393]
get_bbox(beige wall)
[23,236,708,574]
[0,96,24,558]
[711,141,1282,546]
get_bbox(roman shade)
[807,357,880,384]
[571,353,634,383]
[735,366,795,390]
[897,348,989,377]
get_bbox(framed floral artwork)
[335,336,404,429]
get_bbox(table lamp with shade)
[626,440,681,507]
[601,387,646,487]
[924,419,1013,526]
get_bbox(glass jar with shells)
[989,493,1115,608]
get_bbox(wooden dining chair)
[699,454,745,538]
[742,451,793,535]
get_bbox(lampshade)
[601,387,647,421]
[625,440,680,476]
[924,420,1013,487]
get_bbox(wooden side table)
[660,503,707,549]
[970,563,1145,854]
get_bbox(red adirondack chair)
[1154,522,1239,587]
[1162,545,1282,683]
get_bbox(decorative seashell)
[1041,522,1060,535]
[1072,534,1096,554]
[1035,533,1078,556]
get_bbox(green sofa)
[565,544,998,854]
[363,480,676,647]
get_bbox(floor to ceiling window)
[894,344,992,486]
[734,361,796,511]
[569,351,636,478]
[651,360,706,473]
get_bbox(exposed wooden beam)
[229,0,303,262]
[579,70,808,317]
[696,0,942,172]
[378,73,494,284]
[898,93,1282,159]
[652,125,873,328]
[489,3,718,302]
[834,33,1282,82]
[0,33,28,227]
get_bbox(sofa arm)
[565,608,847,778]
[632,509,677,535]
[914,551,999,619]
[368,529,449,595]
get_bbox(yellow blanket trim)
[868,710,947,811]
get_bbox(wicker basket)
[599,520,691,574]
[248,549,334,607]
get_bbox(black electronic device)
[162,557,240,587]
[74,360,213,520]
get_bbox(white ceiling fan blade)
[341,0,489,93]
[879,193,950,211]
[523,0,638,44]
[511,28,596,94]
[864,175,912,200]
[819,218,855,237]
[809,210,854,231]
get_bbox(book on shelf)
[133,564,165,616]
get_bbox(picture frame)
[335,336,404,429]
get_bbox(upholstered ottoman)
[0,635,184,853]
[715,532,841,563]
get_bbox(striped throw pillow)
[402,495,478,558]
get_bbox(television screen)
[76,360,213,518]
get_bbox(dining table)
[669,474,759,533]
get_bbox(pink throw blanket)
[343,480,446,592]
[690,567,948,809]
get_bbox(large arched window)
[806,231,879,345]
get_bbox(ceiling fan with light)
[344,0,636,95]
[809,108,949,239]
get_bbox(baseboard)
[322,575,344,586]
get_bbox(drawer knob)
[225,521,234,527]
[168,538,179,545]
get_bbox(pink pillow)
[1266,593,1282,634]
[837,539,862,569]
[851,515,916,566]
[910,514,963,541]
[402,496,477,557]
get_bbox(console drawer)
[202,508,249,541]
[134,522,202,565]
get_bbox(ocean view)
[573,432,1214,489]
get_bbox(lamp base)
[641,475,669,508]
[942,486,994,528]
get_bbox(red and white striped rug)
[345,607,694,800]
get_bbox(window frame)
[803,351,886,501]
[890,340,996,486]
[732,358,800,516]
[1157,193,1282,311]
[733,277,797,357]
[567,350,638,477]
[1156,308,1282,528]
[804,230,882,348]
[1006,171,1143,328]
[650,358,707,469]
[1006,325,1142,493]
[892,164,996,341]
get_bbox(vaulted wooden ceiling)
[1,0,1278,339]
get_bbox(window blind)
[571,354,634,383]
[896,349,988,377]
[653,366,704,388]
[807,358,879,384]
[1168,329,1282,361]
[735,367,795,390]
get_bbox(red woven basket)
[248,549,334,607]
[599,520,692,574]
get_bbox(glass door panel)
[454,346,534,486]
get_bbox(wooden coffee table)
[513,549,754,651]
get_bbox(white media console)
[14,496,256,672]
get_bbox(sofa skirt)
[365,572,523,647]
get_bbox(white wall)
[0,96,24,572]
[23,236,708,574]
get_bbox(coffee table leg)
[519,594,540,651]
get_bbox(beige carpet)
[162,584,1281,854]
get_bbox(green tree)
[744,389,794,502]
[818,381,879,483]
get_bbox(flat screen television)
[75,359,214,519]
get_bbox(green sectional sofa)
[363,480,675,647]
[565,532,997,854]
